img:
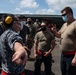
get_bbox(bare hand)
[51,24,57,33]
[15,58,23,65]
[44,51,51,57]
[34,53,38,58]
[23,46,31,53]
[12,50,28,65]
[71,57,76,66]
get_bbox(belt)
[36,50,43,55]
[1,70,25,75]
[62,51,76,55]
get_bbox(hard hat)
[5,16,13,24]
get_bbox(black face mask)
[41,26,47,31]
[27,21,32,24]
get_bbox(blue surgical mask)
[62,15,68,22]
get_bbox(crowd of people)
[0,6,76,75]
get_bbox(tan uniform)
[34,30,55,52]
[34,29,55,75]
[59,20,76,52]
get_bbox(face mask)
[21,21,26,25]
[27,21,32,24]
[17,23,23,30]
[62,15,68,22]
[41,26,47,31]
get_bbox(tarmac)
[0,38,61,75]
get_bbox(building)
[0,13,64,29]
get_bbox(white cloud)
[15,11,33,14]
[20,11,33,14]
[8,0,76,16]
[0,11,4,13]
[45,0,76,10]
[36,8,56,15]
[15,8,20,11]
[14,8,57,15]
[20,0,39,8]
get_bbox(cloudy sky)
[0,0,76,18]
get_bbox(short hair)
[41,21,47,26]
[27,18,32,22]
[19,15,26,19]
[61,6,73,15]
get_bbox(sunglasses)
[48,26,51,28]
[62,13,68,16]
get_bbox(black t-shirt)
[19,25,30,44]
[0,25,4,35]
